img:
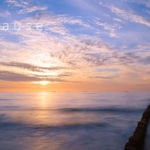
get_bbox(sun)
[40,81,50,85]
[33,81,50,85]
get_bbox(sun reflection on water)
[39,92,49,107]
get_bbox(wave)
[0,99,14,101]
[0,121,108,130]
[0,106,144,114]
[34,122,108,130]
[59,107,144,113]
[0,106,21,110]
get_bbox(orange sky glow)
[0,0,150,92]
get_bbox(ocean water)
[0,92,150,150]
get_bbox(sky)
[0,0,150,92]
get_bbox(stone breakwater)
[124,104,150,150]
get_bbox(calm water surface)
[0,92,150,150]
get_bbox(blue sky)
[1,0,150,49]
[0,0,150,91]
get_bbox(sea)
[0,92,150,150]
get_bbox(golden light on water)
[39,92,49,107]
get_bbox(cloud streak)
[0,71,66,82]
[0,61,69,72]
[89,74,119,79]
[139,56,150,65]
[95,19,121,37]
[108,5,150,27]
[6,0,47,14]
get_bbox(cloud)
[6,0,24,7]
[96,68,120,72]
[139,56,150,65]
[47,36,141,69]
[0,71,40,81]
[0,5,148,84]
[113,18,123,22]
[0,28,141,74]
[82,51,139,67]
[19,6,47,14]
[95,19,121,37]
[113,52,140,65]
[0,0,150,89]
[89,74,119,79]
[13,12,90,35]
[6,0,47,14]
[108,6,150,27]
[0,61,69,72]
[137,44,150,50]
[83,52,113,66]
[34,72,72,78]
[69,0,104,15]
[48,37,116,68]
[126,0,150,8]
[0,71,66,82]
[0,11,10,17]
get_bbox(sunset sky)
[0,0,150,92]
